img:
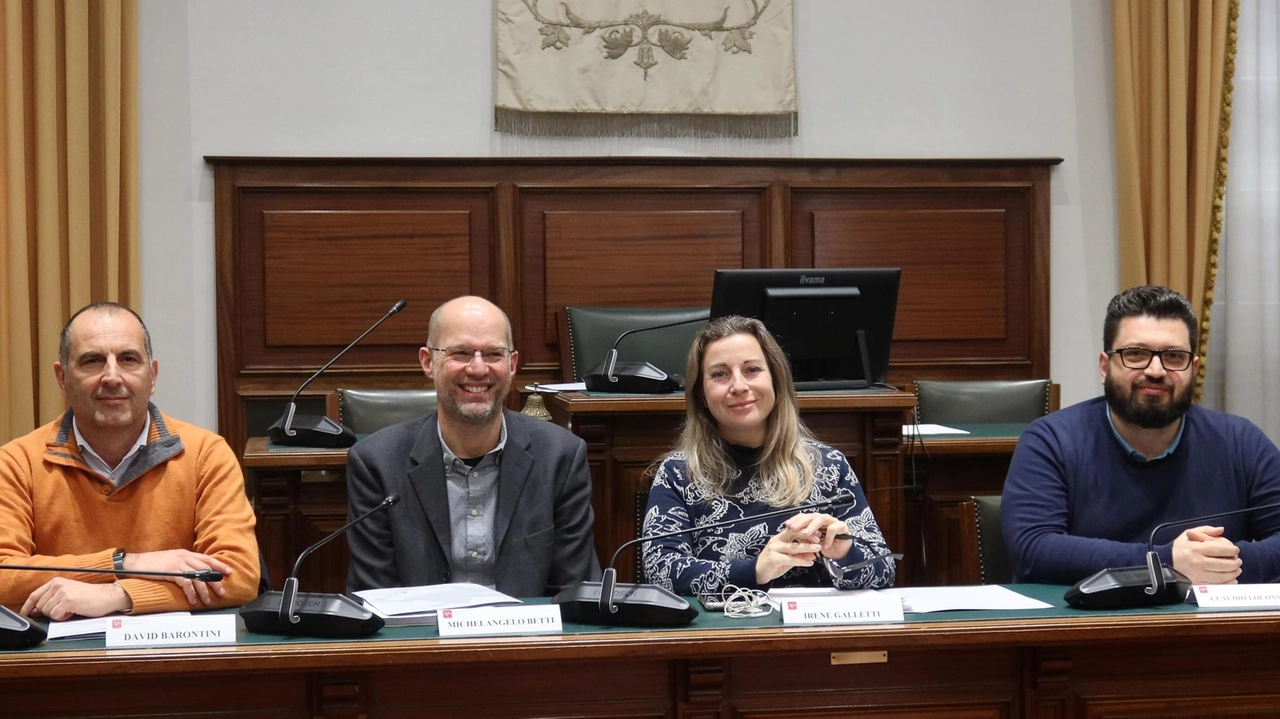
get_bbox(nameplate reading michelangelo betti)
[437,604,563,637]
[1193,584,1280,609]
[106,613,237,648]
[781,592,905,626]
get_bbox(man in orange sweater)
[0,302,259,619]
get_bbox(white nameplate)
[105,613,237,648]
[781,592,904,625]
[437,604,563,637]
[1192,584,1280,609]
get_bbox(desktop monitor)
[708,268,901,391]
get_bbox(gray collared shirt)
[1105,404,1186,462]
[73,415,150,488]
[439,417,508,589]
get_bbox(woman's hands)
[754,512,853,585]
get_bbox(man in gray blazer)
[345,296,599,597]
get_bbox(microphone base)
[0,605,46,649]
[553,582,698,628]
[267,415,357,449]
[239,591,384,638]
[1065,564,1192,609]
[584,362,683,394]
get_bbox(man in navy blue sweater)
[1002,285,1280,585]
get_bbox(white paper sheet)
[902,424,971,436]
[47,611,192,640]
[523,382,586,393]
[353,582,521,617]
[769,585,1051,613]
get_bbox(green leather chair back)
[972,494,1012,585]
[913,379,1052,425]
[337,388,438,435]
[562,306,708,382]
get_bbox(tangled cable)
[717,584,774,619]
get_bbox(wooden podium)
[547,389,917,584]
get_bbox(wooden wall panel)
[813,209,1007,341]
[212,158,1058,452]
[262,210,471,347]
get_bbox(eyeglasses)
[427,346,514,365]
[821,550,902,581]
[1106,347,1194,372]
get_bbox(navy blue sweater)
[1001,397,1280,584]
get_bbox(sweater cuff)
[116,578,181,615]
[728,557,761,589]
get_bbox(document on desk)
[47,611,193,640]
[902,423,970,436]
[353,583,522,626]
[522,382,586,393]
[769,586,1051,613]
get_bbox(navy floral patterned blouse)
[642,439,896,597]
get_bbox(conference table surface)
[7,584,1280,718]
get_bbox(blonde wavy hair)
[677,315,816,507]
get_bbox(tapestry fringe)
[494,108,798,139]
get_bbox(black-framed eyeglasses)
[821,550,902,581]
[427,346,514,365]
[1106,347,1194,372]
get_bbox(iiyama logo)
[799,275,825,285]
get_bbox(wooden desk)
[242,437,350,593]
[8,586,1280,718]
[549,390,918,584]
[904,423,1026,585]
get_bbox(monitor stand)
[793,330,874,392]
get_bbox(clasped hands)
[755,512,852,585]
[21,549,234,621]
[1172,525,1242,585]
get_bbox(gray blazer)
[344,409,600,597]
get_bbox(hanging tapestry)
[495,0,797,138]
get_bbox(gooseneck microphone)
[0,562,228,649]
[1065,499,1280,609]
[239,494,400,638]
[268,299,407,448]
[554,493,868,627]
[584,313,710,394]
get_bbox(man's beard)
[1104,370,1193,429]
[439,385,508,426]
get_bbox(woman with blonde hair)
[642,315,896,597]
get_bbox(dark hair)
[1103,285,1198,351]
[59,302,153,366]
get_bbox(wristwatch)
[113,550,127,578]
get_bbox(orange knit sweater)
[0,407,259,614]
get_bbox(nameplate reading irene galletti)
[1192,585,1280,609]
[436,604,563,637]
[781,592,905,626]
[105,613,237,648]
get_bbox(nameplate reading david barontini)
[437,604,564,637]
[106,614,237,648]
[1193,584,1280,609]
[781,593,905,625]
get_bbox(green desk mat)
[17,583,1224,654]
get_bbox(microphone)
[239,494,400,638]
[583,313,709,394]
[553,493,865,627]
[1065,500,1280,609]
[0,563,227,649]
[267,299,408,448]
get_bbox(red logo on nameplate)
[111,619,122,629]
[1197,586,1208,593]
[442,610,452,619]
[787,602,797,610]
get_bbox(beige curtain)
[0,0,138,441]
[1112,0,1237,385]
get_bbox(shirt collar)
[72,413,151,474]
[1105,403,1185,462]
[438,414,508,465]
